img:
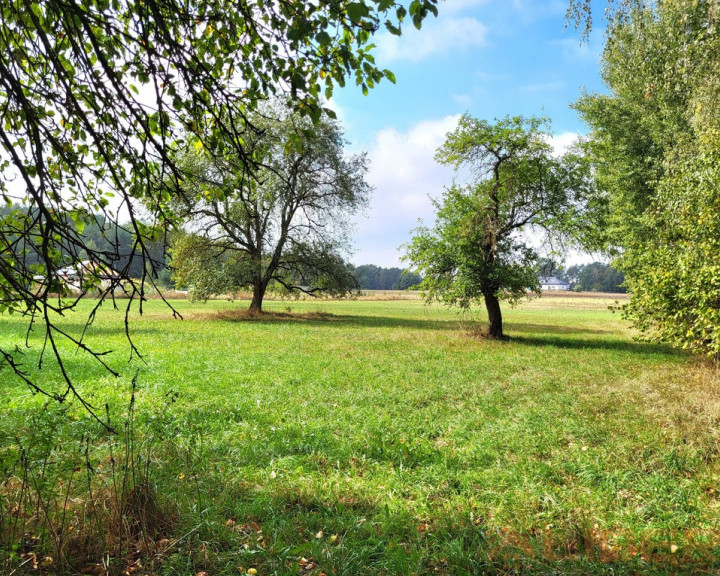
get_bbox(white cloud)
[351,116,460,266]
[547,131,580,156]
[376,16,489,63]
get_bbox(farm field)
[2,294,720,575]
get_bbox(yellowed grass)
[520,291,630,310]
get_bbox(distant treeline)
[350,264,422,291]
[5,205,424,292]
[557,262,626,293]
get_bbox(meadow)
[1,293,720,575]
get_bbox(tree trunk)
[483,291,505,339]
[249,281,265,313]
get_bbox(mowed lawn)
[2,294,720,574]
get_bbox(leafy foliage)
[170,102,370,310]
[0,0,437,400]
[575,0,720,355]
[405,114,590,338]
[566,0,646,37]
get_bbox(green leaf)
[315,31,331,46]
[384,21,401,36]
[346,2,370,22]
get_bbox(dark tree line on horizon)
[3,203,421,293]
[352,264,422,291]
[558,263,626,293]
[539,258,626,293]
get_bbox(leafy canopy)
[170,102,370,311]
[575,0,720,356]
[405,114,590,337]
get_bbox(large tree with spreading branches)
[171,103,370,312]
[405,115,590,339]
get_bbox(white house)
[56,260,121,292]
[538,276,570,291]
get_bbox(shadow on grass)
[508,322,617,336]
[38,311,683,363]
[210,311,684,357]
[509,333,682,358]
[208,309,465,332]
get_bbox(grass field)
[2,294,720,575]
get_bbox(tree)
[560,262,626,293]
[170,103,369,312]
[537,257,562,278]
[351,264,420,290]
[404,115,589,339]
[392,270,422,290]
[566,0,645,37]
[574,0,720,355]
[0,0,438,405]
[353,264,381,289]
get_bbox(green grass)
[2,295,720,574]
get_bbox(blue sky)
[334,0,607,268]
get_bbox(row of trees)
[539,260,626,293]
[174,258,422,299]
[352,265,422,291]
[559,263,625,294]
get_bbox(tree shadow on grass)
[199,311,687,359]
[509,333,682,358]
[42,312,685,362]
[209,309,465,332]
[508,322,617,336]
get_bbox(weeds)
[0,378,180,575]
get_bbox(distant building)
[538,276,570,291]
[56,260,121,292]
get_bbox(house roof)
[539,276,570,286]
[57,260,120,279]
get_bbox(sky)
[333,0,607,268]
